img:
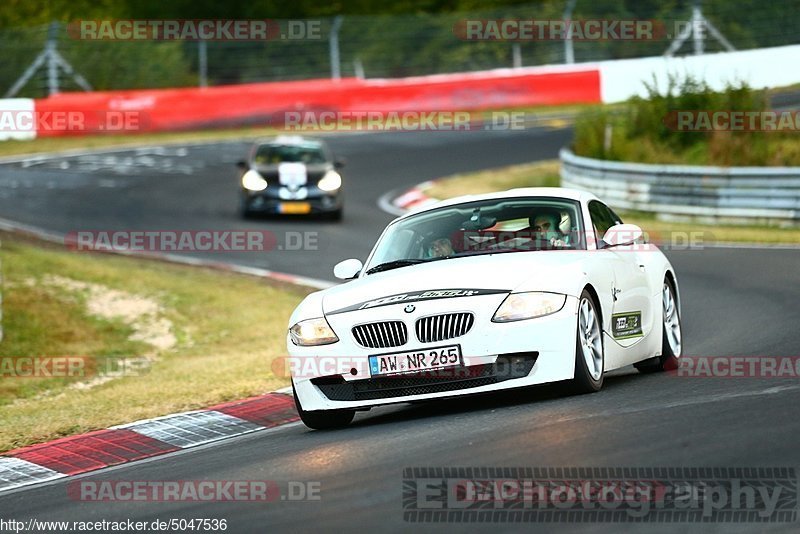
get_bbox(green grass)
[0,232,313,452]
[423,161,561,200]
[572,77,800,166]
[421,160,800,244]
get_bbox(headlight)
[242,169,267,191]
[492,292,567,322]
[289,317,339,346]
[317,170,342,192]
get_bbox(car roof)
[254,135,325,148]
[396,187,599,220]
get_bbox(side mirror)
[602,223,643,248]
[236,160,248,170]
[333,258,362,280]
[333,158,346,169]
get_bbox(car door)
[588,201,653,352]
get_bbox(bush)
[572,75,795,166]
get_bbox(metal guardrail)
[560,148,800,224]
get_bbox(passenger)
[529,209,568,248]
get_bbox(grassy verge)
[573,77,800,166]
[423,161,561,200]
[420,160,800,244]
[0,232,312,452]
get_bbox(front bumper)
[289,294,580,412]
[241,188,342,215]
[312,352,538,402]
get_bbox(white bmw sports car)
[287,188,683,429]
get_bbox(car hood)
[253,162,331,178]
[321,251,589,315]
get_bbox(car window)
[254,144,327,165]
[588,200,622,240]
[365,197,585,271]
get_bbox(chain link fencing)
[1,1,799,98]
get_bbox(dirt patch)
[22,275,179,392]
[41,275,177,351]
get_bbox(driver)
[530,209,569,248]
[427,237,455,258]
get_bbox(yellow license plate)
[279,202,311,214]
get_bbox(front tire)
[324,208,343,221]
[571,290,604,393]
[293,385,355,430]
[635,279,682,373]
[239,196,254,219]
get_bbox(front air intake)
[352,321,407,349]
[415,312,474,343]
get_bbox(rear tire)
[570,290,604,393]
[293,385,355,430]
[635,278,682,373]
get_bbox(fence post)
[198,39,208,87]
[353,58,365,79]
[564,0,576,64]
[5,20,92,97]
[329,16,343,80]
[46,22,60,95]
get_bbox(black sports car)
[237,136,344,220]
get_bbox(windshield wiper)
[365,259,426,275]
[364,256,457,275]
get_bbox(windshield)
[365,197,585,273]
[253,144,327,165]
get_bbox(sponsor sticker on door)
[612,311,643,339]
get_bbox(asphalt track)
[1,127,800,533]
[0,127,573,283]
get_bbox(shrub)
[571,74,794,166]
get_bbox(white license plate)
[369,345,461,376]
